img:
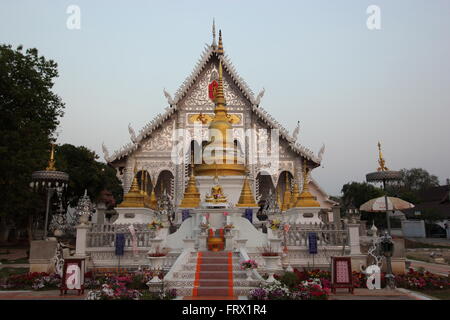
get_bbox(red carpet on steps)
[190,251,236,299]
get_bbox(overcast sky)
[1,0,449,196]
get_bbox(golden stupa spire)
[179,152,201,208]
[195,57,246,176]
[281,172,292,211]
[294,159,320,207]
[377,141,389,171]
[119,160,146,208]
[236,168,258,207]
[45,144,56,171]
[217,29,224,54]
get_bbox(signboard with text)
[331,256,354,294]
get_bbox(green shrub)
[278,271,299,290]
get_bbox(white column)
[75,224,90,257]
[348,223,361,255]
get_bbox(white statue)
[102,142,110,161]
[292,121,300,142]
[128,123,137,143]
[318,143,325,161]
[254,88,265,105]
[163,88,175,105]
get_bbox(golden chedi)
[281,174,292,212]
[295,161,320,207]
[194,51,246,176]
[119,164,146,208]
[179,163,201,208]
[289,182,300,208]
[236,171,258,207]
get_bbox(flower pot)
[262,255,280,283]
[147,255,166,282]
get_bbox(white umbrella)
[359,196,414,212]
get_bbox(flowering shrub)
[295,279,330,300]
[240,260,258,270]
[86,283,141,300]
[395,268,450,290]
[248,282,291,300]
[0,272,61,290]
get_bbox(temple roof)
[105,34,321,166]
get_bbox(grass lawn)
[420,289,450,300]
[0,267,29,279]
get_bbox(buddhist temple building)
[103,25,336,213]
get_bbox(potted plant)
[240,259,258,280]
[147,246,167,283]
[259,245,281,282]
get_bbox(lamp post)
[30,144,69,240]
[366,142,401,290]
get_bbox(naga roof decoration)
[105,36,321,165]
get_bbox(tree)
[341,182,384,209]
[341,182,385,227]
[54,144,123,208]
[0,45,65,241]
[387,168,440,203]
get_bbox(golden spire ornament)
[289,182,300,208]
[377,142,389,172]
[281,172,292,212]
[45,144,56,171]
[295,160,320,207]
[179,154,201,208]
[119,161,146,208]
[217,29,224,54]
[236,168,258,207]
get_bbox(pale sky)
[1,0,449,196]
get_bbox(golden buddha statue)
[205,172,228,203]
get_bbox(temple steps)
[168,251,259,299]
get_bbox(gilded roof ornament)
[45,144,56,171]
[377,142,389,172]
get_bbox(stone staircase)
[169,251,260,298]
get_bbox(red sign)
[331,256,354,294]
[208,80,218,101]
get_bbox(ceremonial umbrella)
[359,196,414,212]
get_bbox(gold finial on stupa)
[377,141,389,172]
[148,188,158,210]
[179,155,201,208]
[119,161,146,208]
[236,168,258,207]
[281,173,292,212]
[217,29,224,54]
[195,59,246,176]
[46,144,56,171]
[295,160,320,207]
[290,182,300,209]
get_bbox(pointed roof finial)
[217,29,224,55]
[377,141,389,171]
[212,18,217,47]
[45,144,56,171]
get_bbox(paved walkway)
[0,290,85,300]
[406,238,450,247]
[330,288,428,300]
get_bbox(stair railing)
[239,247,265,282]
